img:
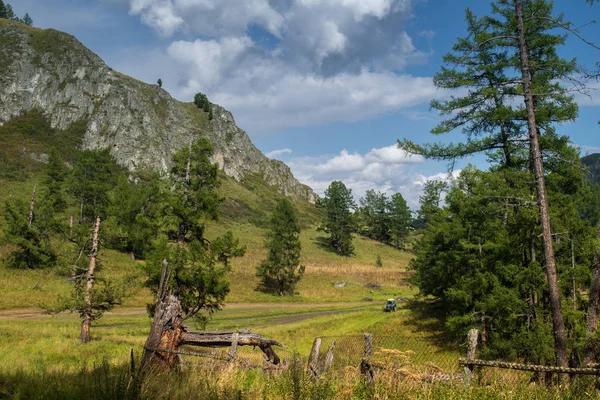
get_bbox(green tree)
[323,181,355,256]
[389,192,412,249]
[157,78,162,88]
[22,12,32,25]
[68,149,120,224]
[415,180,447,230]
[44,147,67,212]
[0,1,6,19]
[2,199,55,269]
[167,139,220,244]
[141,138,245,325]
[358,190,391,243]
[400,0,592,369]
[256,198,305,296]
[105,173,162,259]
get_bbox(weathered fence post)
[229,332,239,361]
[361,333,374,385]
[308,337,322,377]
[364,333,373,357]
[463,329,479,387]
[323,340,336,373]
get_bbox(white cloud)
[286,144,438,208]
[117,0,437,133]
[266,148,293,158]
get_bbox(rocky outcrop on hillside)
[582,153,600,186]
[0,20,315,202]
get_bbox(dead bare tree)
[28,182,37,227]
[81,216,100,344]
[142,259,283,372]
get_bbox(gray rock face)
[0,20,315,202]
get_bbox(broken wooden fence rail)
[458,359,600,376]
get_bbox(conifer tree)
[323,181,355,256]
[2,198,55,269]
[68,149,120,224]
[389,192,412,249]
[256,198,305,296]
[398,0,580,368]
[44,147,67,212]
[22,12,32,26]
[141,138,245,325]
[358,190,391,243]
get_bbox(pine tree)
[256,199,305,296]
[415,180,447,230]
[105,173,162,259]
[358,190,391,243]
[157,78,162,88]
[389,192,412,249]
[22,12,32,26]
[68,149,120,224]
[44,147,67,212]
[323,181,355,256]
[141,138,245,325]
[0,1,6,19]
[2,198,55,269]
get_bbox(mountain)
[0,19,315,202]
[582,153,600,186]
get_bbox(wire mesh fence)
[305,333,464,386]
[167,330,600,391]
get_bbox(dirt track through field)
[0,302,370,322]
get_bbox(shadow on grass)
[402,299,460,353]
[313,236,339,255]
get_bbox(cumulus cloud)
[266,148,293,158]
[117,0,438,133]
[284,144,449,208]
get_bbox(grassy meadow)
[0,140,590,398]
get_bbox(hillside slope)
[0,19,314,202]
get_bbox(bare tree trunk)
[178,144,192,245]
[81,216,100,344]
[142,259,185,371]
[515,0,567,370]
[28,183,37,227]
[584,226,600,365]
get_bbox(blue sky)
[11,0,600,207]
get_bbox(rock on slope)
[0,19,315,202]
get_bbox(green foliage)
[323,181,355,256]
[142,138,245,324]
[193,92,212,114]
[44,147,67,212]
[167,138,220,244]
[358,189,391,244]
[410,158,599,362]
[104,173,162,258]
[2,198,55,269]
[68,149,121,224]
[0,1,33,24]
[389,192,412,248]
[415,180,447,230]
[375,254,383,267]
[256,198,305,296]
[157,78,162,88]
[22,12,32,26]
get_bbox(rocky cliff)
[0,19,315,202]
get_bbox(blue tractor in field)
[384,298,397,312]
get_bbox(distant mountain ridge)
[582,153,600,186]
[0,19,315,202]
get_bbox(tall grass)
[1,357,596,399]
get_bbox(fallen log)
[182,330,285,365]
